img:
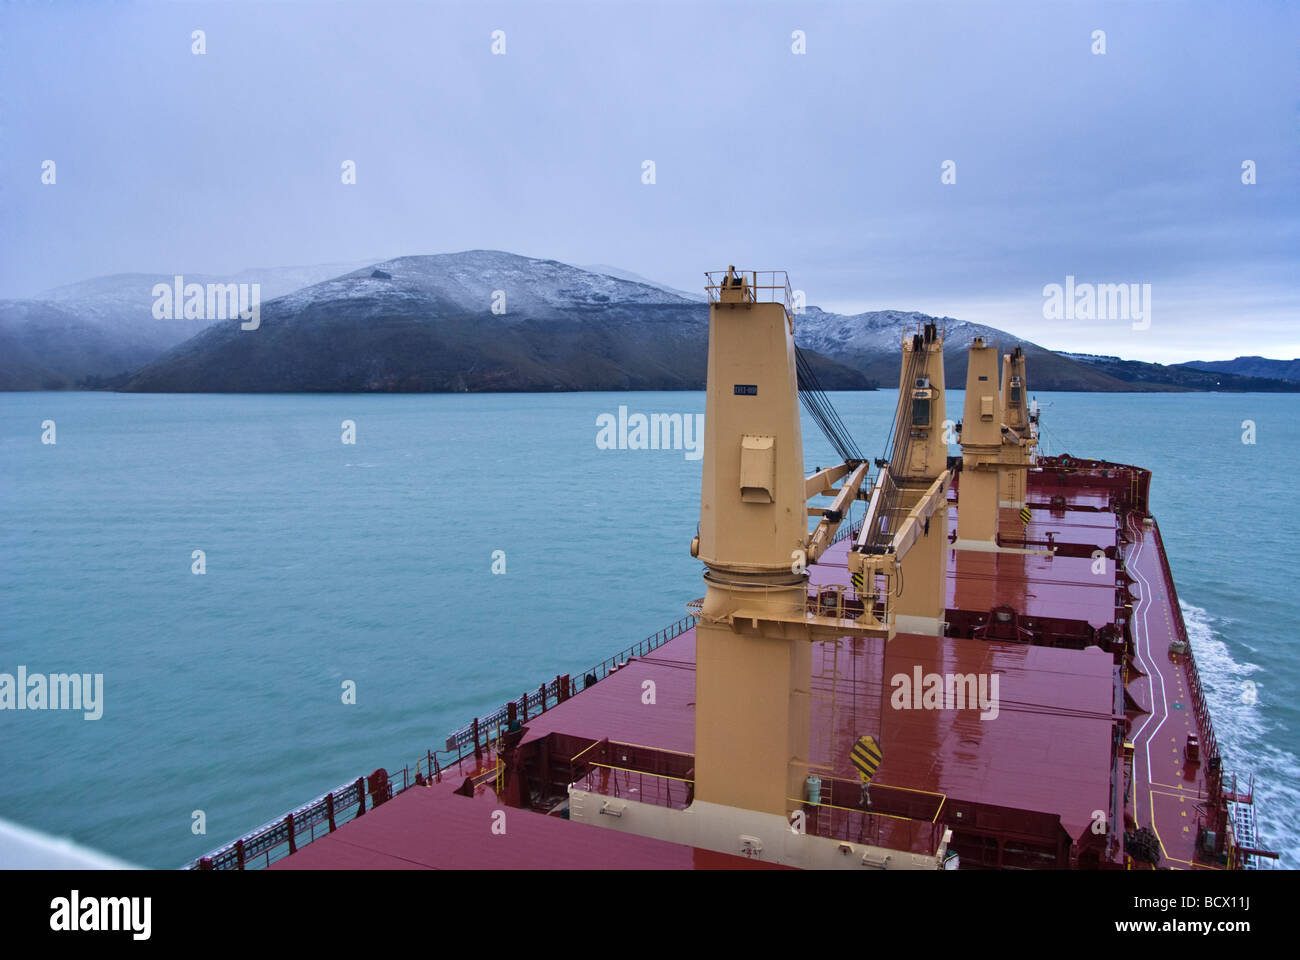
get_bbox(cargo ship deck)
[194,456,1256,871]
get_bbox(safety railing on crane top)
[704,269,796,323]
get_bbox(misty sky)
[2,0,1296,362]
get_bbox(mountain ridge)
[1181,356,1300,382]
[4,251,1296,394]
[121,252,870,393]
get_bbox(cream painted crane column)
[693,268,812,816]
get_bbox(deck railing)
[572,765,694,812]
[830,517,864,545]
[1149,522,1220,769]
[1037,456,1152,514]
[789,776,948,858]
[440,612,699,758]
[1145,515,1256,865]
[191,776,367,870]
[187,611,699,869]
[793,798,946,858]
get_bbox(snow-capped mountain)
[793,306,1132,391]
[8,250,1291,394]
[270,251,703,318]
[796,306,987,360]
[122,251,866,393]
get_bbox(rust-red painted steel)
[269,780,787,870]
[262,461,1227,870]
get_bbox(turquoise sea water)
[1,390,1296,868]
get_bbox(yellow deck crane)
[688,268,951,817]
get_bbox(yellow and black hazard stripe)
[850,734,882,784]
[1019,505,1032,526]
[851,570,864,592]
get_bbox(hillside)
[6,251,1296,395]
[1182,356,1300,382]
[1061,353,1300,392]
[797,309,1138,392]
[123,253,870,392]
[0,262,373,389]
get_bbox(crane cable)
[795,346,864,463]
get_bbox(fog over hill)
[0,261,373,389]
